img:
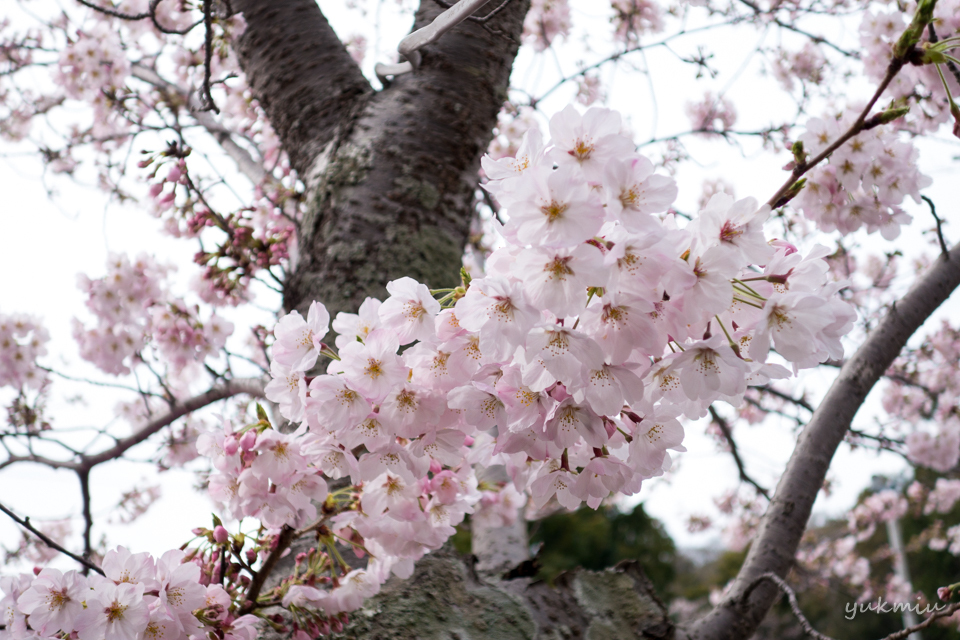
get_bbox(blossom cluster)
[72,253,232,375]
[796,109,931,239]
[1,546,255,640]
[522,0,571,51]
[860,4,960,132]
[245,105,856,605]
[0,312,48,389]
[55,25,129,102]
[610,0,664,43]
[883,320,960,472]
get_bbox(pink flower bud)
[213,525,229,544]
[223,437,239,456]
[239,430,257,451]
[938,586,952,601]
[463,435,475,446]
[429,459,443,474]
[167,165,182,183]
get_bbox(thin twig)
[921,195,949,256]
[878,602,960,640]
[753,384,815,413]
[741,572,835,640]
[0,500,105,575]
[766,59,903,209]
[198,0,219,114]
[708,405,770,499]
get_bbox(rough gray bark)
[229,0,373,180]
[279,1,528,317]
[684,242,960,640]
[329,546,674,640]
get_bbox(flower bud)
[239,430,257,451]
[213,525,229,544]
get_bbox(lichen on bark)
[329,547,674,640]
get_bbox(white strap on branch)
[375,0,491,85]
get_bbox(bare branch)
[741,573,834,640]
[130,64,269,185]
[752,385,814,413]
[921,195,950,256]
[879,602,960,640]
[78,469,95,571]
[80,378,264,468]
[0,500,104,576]
[708,405,770,500]
[0,378,263,473]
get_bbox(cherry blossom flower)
[502,164,605,247]
[272,301,329,372]
[16,569,85,636]
[378,277,441,345]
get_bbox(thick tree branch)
[228,0,373,179]
[686,241,960,640]
[239,525,295,615]
[130,64,269,185]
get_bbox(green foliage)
[528,504,676,594]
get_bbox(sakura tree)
[1,0,960,638]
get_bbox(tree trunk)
[231,0,529,318]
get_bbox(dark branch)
[879,602,960,640]
[198,0,219,113]
[708,405,770,499]
[921,195,949,256]
[0,500,104,575]
[752,385,814,413]
[239,525,296,614]
[79,378,263,468]
[0,378,263,473]
[741,573,835,640]
[78,469,95,572]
